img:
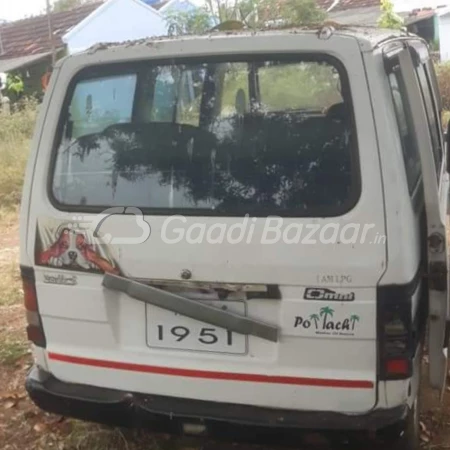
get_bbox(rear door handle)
[103,274,279,343]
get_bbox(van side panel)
[364,49,423,406]
[364,50,422,286]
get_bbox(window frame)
[216,62,251,118]
[388,67,423,195]
[256,61,343,112]
[414,62,443,178]
[47,53,361,218]
[67,73,138,139]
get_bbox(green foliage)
[167,0,327,34]
[436,63,450,111]
[205,0,235,22]
[431,40,440,53]
[236,0,259,25]
[0,261,23,306]
[261,0,326,27]
[378,0,404,30]
[166,8,212,35]
[6,74,24,96]
[0,98,38,209]
[211,20,245,31]
[258,63,340,109]
[435,62,450,129]
[0,338,28,365]
[220,62,340,113]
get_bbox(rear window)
[51,56,359,216]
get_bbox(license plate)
[146,301,247,354]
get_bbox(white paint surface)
[440,14,450,61]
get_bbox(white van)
[20,27,450,449]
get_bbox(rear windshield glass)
[51,56,359,216]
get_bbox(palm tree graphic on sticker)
[350,314,360,330]
[309,314,320,329]
[320,307,334,328]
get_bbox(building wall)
[435,15,440,42]
[439,14,450,61]
[65,0,168,54]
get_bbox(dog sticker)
[35,218,121,275]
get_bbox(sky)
[0,0,47,21]
[0,0,446,21]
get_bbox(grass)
[0,102,33,308]
[0,338,28,365]
[0,99,37,211]
[0,261,22,306]
[442,110,450,130]
[0,97,178,450]
[60,422,215,450]
[61,423,165,450]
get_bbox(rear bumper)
[26,366,407,436]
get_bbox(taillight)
[377,285,417,380]
[20,266,46,348]
[385,358,410,376]
[23,275,38,312]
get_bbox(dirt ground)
[1,217,450,450]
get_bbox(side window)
[258,62,343,111]
[388,71,422,194]
[150,67,203,126]
[176,69,203,126]
[219,63,250,117]
[415,63,443,175]
[69,75,137,139]
[150,67,178,123]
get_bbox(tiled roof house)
[0,0,183,96]
[0,2,102,73]
[0,0,448,94]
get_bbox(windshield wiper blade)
[103,274,279,343]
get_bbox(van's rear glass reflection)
[51,57,359,216]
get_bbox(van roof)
[59,25,414,68]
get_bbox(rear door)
[397,41,449,393]
[26,34,386,413]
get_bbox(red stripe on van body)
[48,353,374,389]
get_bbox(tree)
[166,0,327,35]
[260,0,326,27]
[378,0,404,30]
[6,74,24,96]
[166,8,212,36]
[205,0,239,23]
